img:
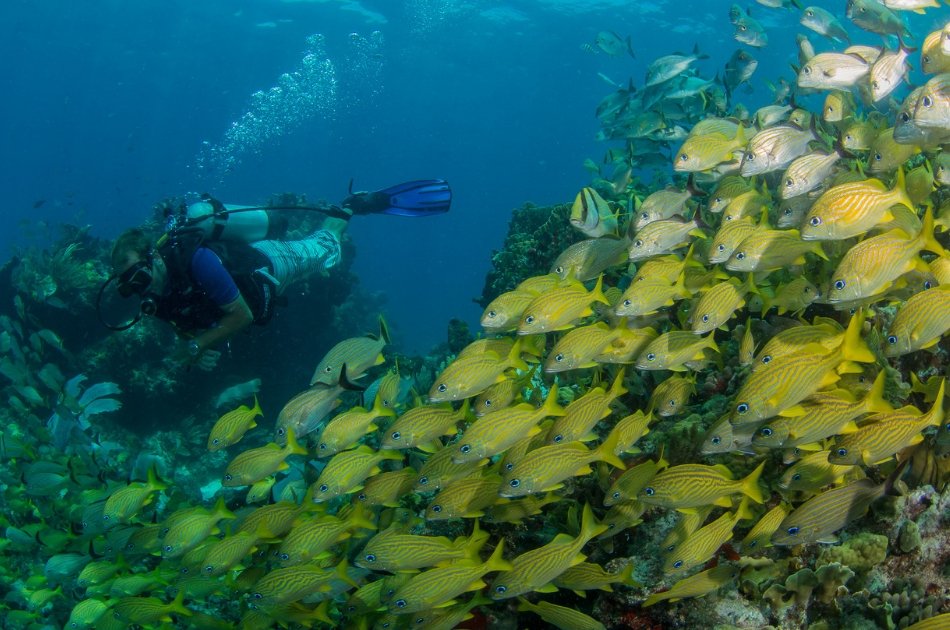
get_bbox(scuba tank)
[184,196,288,243]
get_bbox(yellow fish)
[428,339,529,403]
[551,561,638,596]
[453,384,563,463]
[309,445,402,503]
[778,451,861,493]
[593,325,658,365]
[474,373,526,416]
[868,127,920,174]
[388,542,511,612]
[550,237,630,282]
[500,431,624,498]
[485,493,561,524]
[739,503,789,554]
[545,322,622,373]
[570,187,619,238]
[490,503,607,599]
[752,316,843,370]
[638,461,764,509]
[223,428,307,487]
[829,379,945,466]
[310,316,388,386]
[801,169,914,240]
[609,410,652,455]
[200,530,260,577]
[236,501,307,539]
[614,273,691,318]
[208,395,263,451]
[673,126,747,173]
[762,277,820,316]
[315,392,396,457]
[708,175,754,214]
[664,499,752,573]
[604,453,668,507]
[376,361,402,410]
[354,467,417,508]
[102,465,167,525]
[725,228,827,272]
[67,599,112,629]
[635,330,718,372]
[691,275,757,334]
[480,290,536,331]
[357,522,488,572]
[547,370,626,444]
[517,598,606,630]
[708,215,758,264]
[649,373,696,417]
[381,400,469,451]
[739,318,756,366]
[642,564,738,606]
[275,383,343,443]
[518,275,610,334]
[250,561,350,607]
[823,90,855,123]
[631,245,698,283]
[246,475,276,504]
[426,473,504,520]
[628,218,705,262]
[884,284,950,356]
[415,443,488,492]
[278,507,376,566]
[112,591,191,625]
[828,208,944,303]
[161,496,236,558]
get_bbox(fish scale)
[773,477,889,545]
[691,277,753,333]
[664,505,746,573]
[639,462,764,508]
[251,564,337,605]
[454,386,562,463]
[643,564,738,606]
[885,285,950,356]
[802,173,912,240]
[548,371,625,443]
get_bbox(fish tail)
[590,274,610,305]
[283,428,308,457]
[617,560,641,588]
[924,379,947,428]
[168,589,192,617]
[594,430,626,471]
[810,240,829,261]
[705,333,720,355]
[863,371,892,413]
[579,502,609,541]
[250,395,263,419]
[608,367,628,399]
[378,314,391,345]
[212,495,237,522]
[893,166,914,210]
[542,384,566,417]
[456,398,473,422]
[378,449,405,462]
[918,207,947,257]
[370,391,397,418]
[741,461,766,504]
[840,310,876,364]
[734,496,755,522]
[349,504,378,532]
[146,464,169,492]
[506,338,530,372]
[483,539,513,573]
[459,520,490,560]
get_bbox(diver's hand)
[195,349,221,371]
[169,340,219,370]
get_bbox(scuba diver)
[101,180,451,370]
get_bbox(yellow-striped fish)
[823,91,855,123]
[250,561,348,607]
[309,445,403,502]
[632,246,698,283]
[801,170,914,241]
[721,184,771,224]
[762,277,820,316]
[739,503,789,554]
[112,592,191,625]
[310,316,389,386]
[236,501,307,538]
[223,428,307,487]
[518,275,610,334]
[708,176,753,214]
[500,431,624,498]
[604,454,668,507]
[659,505,714,554]
[547,370,626,444]
[778,451,861,492]
[200,530,260,576]
[868,127,920,174]
[615,273,692,318]
[481,290,536,331]
[599,499,647,539]
[739,318,756,366]
[389,542,511,612]
[610,410,652,455]
[830,379,946,466]
[708,215,758,264]
[428,339,529,403]
[634,182,700,230]
[517,598,606,630]
[642,564,739,606]
[545,322,622,373]
[491,503,606,599]
[208,396,263,451]
[454,385,563,463]
[664,500,752,573]
[376,361,402,410]
[649,374,696,417]
[102,466,167,525]
[673,126,747,173]
[884,284,950,356]
[552,561,638,596]
[628,218,705,262]
[593,325,658,364]
[484,493,561,524]
[691,275,757,334]
[639,461,765,509]
[726,228,827,272]
[246,475,276,504]
[828,208,945,303]
[415,444,488,492]
[275,383,343,443]
[780,149,844,200]
[357,523,488,572]
[426,473,503,520]
[67,599,112,629]
[550,237,630,282]
[381,400,469,451]
[752,317,843,369]
[354,467,417,508]
[772,476,895,545]
[635,330,718,372]
[278,507,375,566]
[741,123,816,177]
[316,393,395,456]
[161,496,236,558]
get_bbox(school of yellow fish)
[4,4,950,630]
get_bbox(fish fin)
[713,496,733,508]
[484,539,513,573]
[536,583,560,593]
[841,310,875,364]
[594,428,626,470]
[797,442,823,451]
[712,463,735,479]
[591,274,610,305]
[417,441,441,454]
[838,421,860,434]
[742,461,766,504]
[579,501,609,540]
[816,535,839,544]
[778,405,807,417]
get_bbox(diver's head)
[111,229,161,298]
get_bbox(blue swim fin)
[343,179,451,217]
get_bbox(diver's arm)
[193,294,254,352]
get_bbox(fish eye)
[749,540,758,548]
[871,80,879,89]
[644,487,655,496]
[525,315,535,324]
[711,436,722,445]
[224,474,233,481]
[739,25,747,31]
[792,473,801,482]
[809,216,821,227]
[717,244,725,252]
[746,154,754,161]
[276,427,285,436]
[415,618,425,625]
[495,585,508,594]
[900,112,910,122]
[164,544,173,553]
[391,431,401,440]
[553,434,564,443]
[431,505,442,513]
[319,443,327,450]
[395,599,407,609]
[612,491,621,499]
[673,560,684,568]
[460,444,471,454]
[509,479,520,487]
[736,252,745,260]
[487,310,496,318]
[437,384,447,393]
[785,178,794,188]
[212,438,219,445]
[646,353,656,361]
[715,197,723,204]
[665,544,675,552]
[701,314,709,323]
[641,212,649,220]
[680,153,689,162]
[736,402,749,414]
[760,427,773,437]
[887,335,897,345]
[555,353,564,362]
[484,399,493,407]
[555,266,564,274]
[924,280,933,290]
[364,553,376,563]
[252,592,263,600]
[787,526,800,535]
[634,239,643,248]
[668,399,676,407]
[319,484,329,492]
[505,462,514,471]
[762,355,772,364]
[874,153,882,161]
[419,476,428,485]
[324,366,333,373]
[836,447,848,457]
[357,492,366,500]
[834,279,846,290]
[623,299,632,307]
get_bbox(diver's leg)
[250,229,342,293]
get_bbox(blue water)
[1,0,941,353]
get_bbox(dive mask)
[116,258,153,298]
